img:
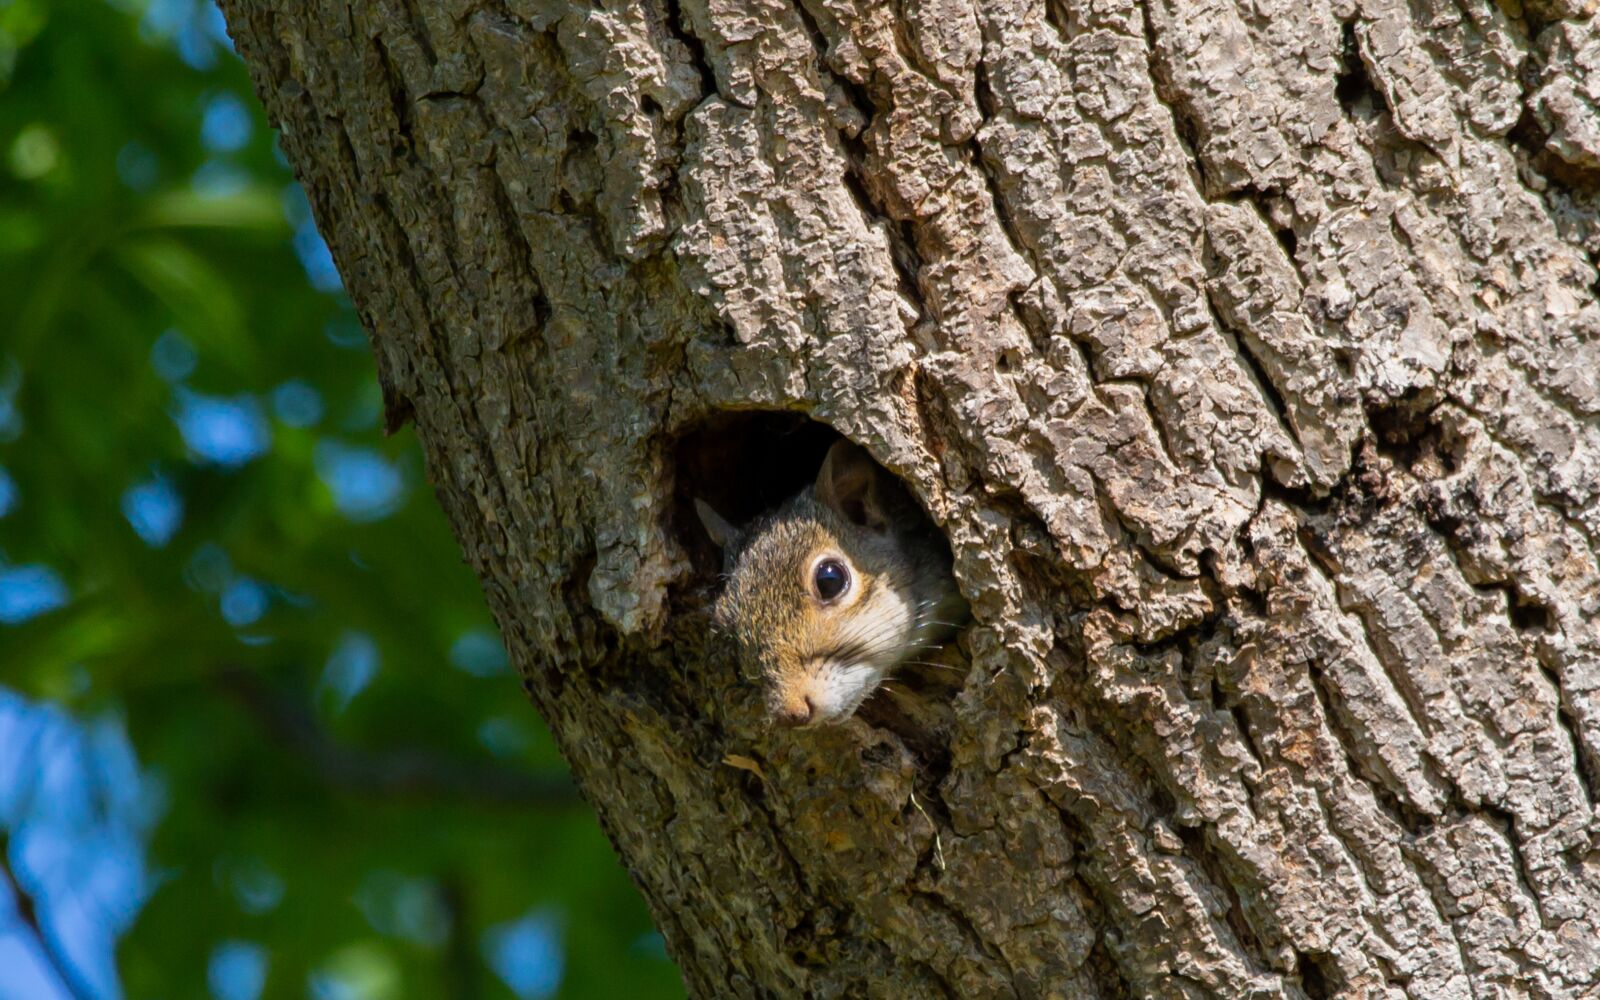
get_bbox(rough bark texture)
[220,0,1600,995]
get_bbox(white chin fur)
[808,662,885,723]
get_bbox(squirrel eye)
[812,559,850,602]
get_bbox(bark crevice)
[221,0,1600,991]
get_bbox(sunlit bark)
[222,0,1600,994]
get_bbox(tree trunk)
[219,0,1600,995]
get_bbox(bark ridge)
[221,0,1600,994]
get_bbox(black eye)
[813,559,849,601]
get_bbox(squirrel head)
[696,440,962,728]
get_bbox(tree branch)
[215,667,579,807]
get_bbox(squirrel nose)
[775,696,816,728]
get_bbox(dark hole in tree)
[1364,388,1441,470]
[1332,347,1356,378]
[1335,22,1387,120]
[673,411,840,576]
[558,128,601,208]
[565,127,598,155]
[1296,950,1338,999]
[1275,223,1298,258]
[1508,106,1550,158]
[1509,594,1555,632]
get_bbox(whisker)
[835,625,909,655]
[900,660,966,673]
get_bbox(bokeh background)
[0,1,682,997]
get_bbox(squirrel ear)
[815,440,886,531]
[694,498,742,551]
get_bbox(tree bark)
[220,0,1600,995]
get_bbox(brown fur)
[701,442,968,726]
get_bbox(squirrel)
[695,440,969,727]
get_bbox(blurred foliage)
[0,1,681,997]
